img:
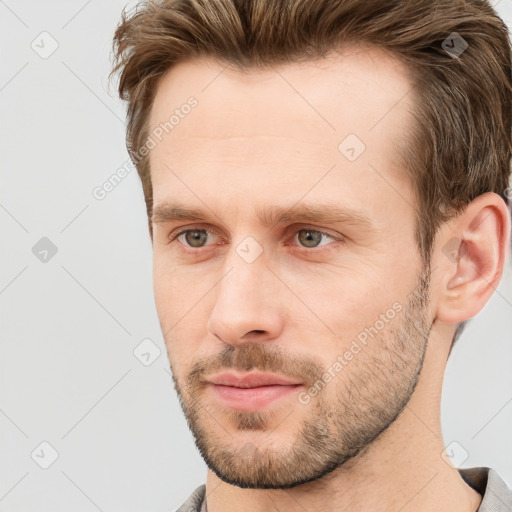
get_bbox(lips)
[207,372,303,410]
[208,372,302,388]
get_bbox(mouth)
[206,372,303,410]
[208,383,303,410]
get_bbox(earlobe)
[436,193,510,324]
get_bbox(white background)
[1,1,511,510]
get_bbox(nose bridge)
[207,238,281,342]
[222,233,269,300]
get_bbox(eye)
[169,226,341,251]
[172,228,220,248]
[292,228,337,249]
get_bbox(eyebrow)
[151,201,375,230]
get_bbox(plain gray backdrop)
[1,1,511,511]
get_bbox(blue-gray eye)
[295,229,333,248]
[183,229,209,247]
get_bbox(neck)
[204,321,482,512]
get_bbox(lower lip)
[208,383,303,410]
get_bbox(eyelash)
[168,226,343,253]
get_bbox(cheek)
[292,270,405,351]
[152,253,198,319]
[152,263,174,324]
[153,258,212,358]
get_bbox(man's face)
[149,48,434,488]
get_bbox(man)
[111,0,512,510]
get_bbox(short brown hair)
[111,0,512,346]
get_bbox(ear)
[434,192,511,324]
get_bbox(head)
[111,0,512,489]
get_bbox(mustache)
[186,342,324,389]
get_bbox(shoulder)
[174,484,206,512]
[459,467,512,511]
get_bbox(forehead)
[148,47,415,219]
[149,46,413,138]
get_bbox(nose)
[206,246,284,346]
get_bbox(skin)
[147,47,510,512]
